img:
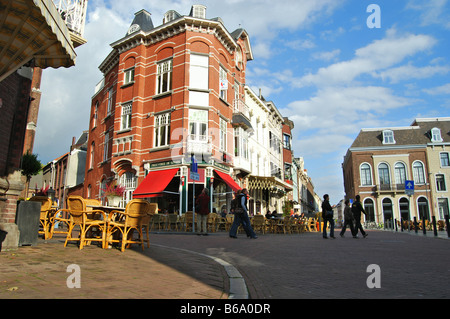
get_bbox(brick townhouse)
[342,117,450,227]
[84,5,255,213]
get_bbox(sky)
[34,0,450,205]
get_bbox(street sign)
[190,155,200,181]
[405,180,414,195]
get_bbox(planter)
[107,196,121,207]
[15,201,40,246]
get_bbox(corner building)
[84,6,254,213]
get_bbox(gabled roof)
[350,117,450,149]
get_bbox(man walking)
[229,188,257,239]
[321,194,335,239]
[352,195,368,238]
[340,199,356,238]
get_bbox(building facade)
[342,117,450,227]
[84,6,254,213]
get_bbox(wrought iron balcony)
[186,135,212,154]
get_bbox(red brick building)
[84,6,253,213]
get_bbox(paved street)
[1,229,449,301]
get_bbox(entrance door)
[399,197,410,221]
[418,197,430,220]
[382,198,393,228]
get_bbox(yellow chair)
[107,199,150,252]
[252,215,266,234]
[64,196,108,249]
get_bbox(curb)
[152,244,249,299]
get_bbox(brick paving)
[1,229,449,300]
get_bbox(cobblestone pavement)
[1,229,449,300]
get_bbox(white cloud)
[375,64,450,83]
[295,28,437,88]
[311,49,341,62]
[423,83,450,95]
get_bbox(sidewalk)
[0,234,229,299]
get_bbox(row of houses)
[342,117,450,226]
[40,5,320,216]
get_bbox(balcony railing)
[376,183,406,193]
[233,99,250,119]
[186,135,212,154]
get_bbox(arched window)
[394,162,406,186]
[412,161,426,184]
[399,197,410,221]
[431,127,443,142]
[360,163,372,186]
[363,198,375,222]
[382,198,393,228]
[378,163,390,188]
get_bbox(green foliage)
[21,152,42,181]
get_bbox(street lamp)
[47,187,56,203]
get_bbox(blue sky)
[34,0,450,204]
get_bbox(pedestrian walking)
[195,188,210,236]
[229,188,258,239]
[340,199,356,238]
[352,195,368,238]
[321,194,335,239]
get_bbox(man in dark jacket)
[340,199,356,238]
[321,194,335,239]
[352,195,368,238]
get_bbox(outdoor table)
[86,205,126,248]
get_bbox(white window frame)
[431,127,443,143]
[220,117,227,152]
[189,109,208,142]
[440,152,450,167]
[107,87,113,115]
[121,103,132,131]
[124,67,135,85]
[382,130,395,144]
[190,54,209,90]
[394,162,407,186]
[413,161,426,185]
[360,163,373,186]
[436,174,447,192]
[103,132,110,162]
[154,112,171,148]
[219,66,227,101]
[156,59,173,95]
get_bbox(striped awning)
[0,0,77,82]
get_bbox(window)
[440,152,450,167]
[189,109,207,142]
[283,133,291,150]
[394,162,407,185]
[382,130,395,144]
[103,132,110,162]
[431,127,443,142]
[121,103,132,131]
[220,118,227,152]
[360,163,372,186]
[413,161,426,184]
[93,101,98,128]
[190,54,208,90]
[378,163,390,186]
[120,172,137,207]
[107,87,113,114]
[191,4,206,18]
[124,67,135,85]
[154,112,171,147]
[438,198,449,219]
[284,163,292,180]
[436,174,446,191]
[234,127,248,159]
[89,142,95,169]
[219,66,228,100]
[156,59,172,95]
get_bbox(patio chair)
[107,199,150,252]
[252,215,265,234]
[64,196,108,249]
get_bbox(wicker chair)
[167,214,179,231]
[29,196,55,240]
[252,215,266,234]
[107,199,151,252]
[64,196,108,249]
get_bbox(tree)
[21,152,42,198]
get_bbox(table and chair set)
[30,195,157,252]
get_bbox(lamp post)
[47,187,56,204]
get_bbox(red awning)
[214,170,241,192]
[133,168,179,198]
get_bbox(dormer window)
[382,130,395,144]
[431,127,443,142]
[191,5,206,19]
[163,10,180,24]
